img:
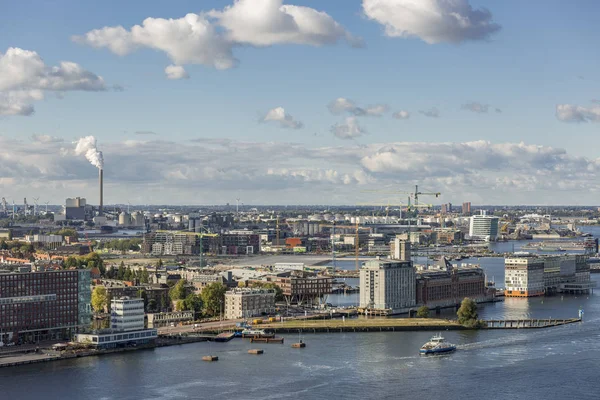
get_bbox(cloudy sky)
[1,0,599,205]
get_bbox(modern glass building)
[0,269,91,344]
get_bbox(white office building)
[76,297,156,348]
[111,298,145,331]
[224,288,276,320]
[359,259,416,313]
[469,211,499,241]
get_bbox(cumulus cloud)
[392,110,410,119]
[362,0,501,44]
[419,107,440,118]
[261,107,303,129]
[165,65,189,80]
[556,104,600,123]
[2,136,600,205]
[331,117,367,139]
[209,0,363,47]
[31,134,64,144]
[73,0,360,74]
[0,47,106,115]
[328,97,388,117]
[462,102,489,113]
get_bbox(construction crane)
[33,197,39,216]
[361,186,441,243]
[321,223,371,271]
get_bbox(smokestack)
[99,168,103,216]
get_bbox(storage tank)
[119,212,130,226]
[131,211,144,227]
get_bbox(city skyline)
[1,0,599,205]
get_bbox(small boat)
[214,332,235,342]
[241,329,275,338]
[419,334,456,355]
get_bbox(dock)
[249,337,284,344]
[260,316,582,333]
[483,318,581,329]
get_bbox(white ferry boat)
[419,334,457,355]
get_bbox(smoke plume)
[74,136,104,169]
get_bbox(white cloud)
[2,136,600,205]
[209,0,362,47]
[556,104,600,123]
[0,47,106,116]
[392,110,410,119]
[331,117,367,139]
[462,102,489,113]
[165,65,189,80]
[362,0,501,44]
[328,97,388,117]
[73,1,360,74]
[419,107,440,118]
[262,107,303,129]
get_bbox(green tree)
[123,267,133,282]
[457,297,479,328]
[147,299,158,312]
[155,258,164,269]
[416,306,430,318]
[201,283,227,317]
[117,262,125,280]
[140,267,150,284]
[184,293,203,313]
[64,256,80,269]
[175,299,185,312]
[91,286,108,313]
[138,289,148,310]
[169,279,188,302]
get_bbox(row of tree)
[95,238,143,252]
[105,262,150,283]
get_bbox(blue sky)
[0,0,599,205]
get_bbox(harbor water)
[3,232,600,399]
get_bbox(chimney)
[99,168,103,216]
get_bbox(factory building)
[469,211,499,241]
[0,269,91,344]
[416,264,491,308]
[64,197,88,220]
[359,259,416,314]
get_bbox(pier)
[483,318,581,329]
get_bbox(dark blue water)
[4,232,600,399]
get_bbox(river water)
[3,233,600,399]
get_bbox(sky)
[0,0,599,206]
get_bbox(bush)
[416,306,430,318]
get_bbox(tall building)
[0,269,91,344]
[76,296,157,348]
[441,203,452,214]
[224,288,276,319]
[462,202,472,216]
[391,238,411,261]
[359,260,416,313]
[111,298,145,331]
[504,257,545,297]
[469,211,499,241]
